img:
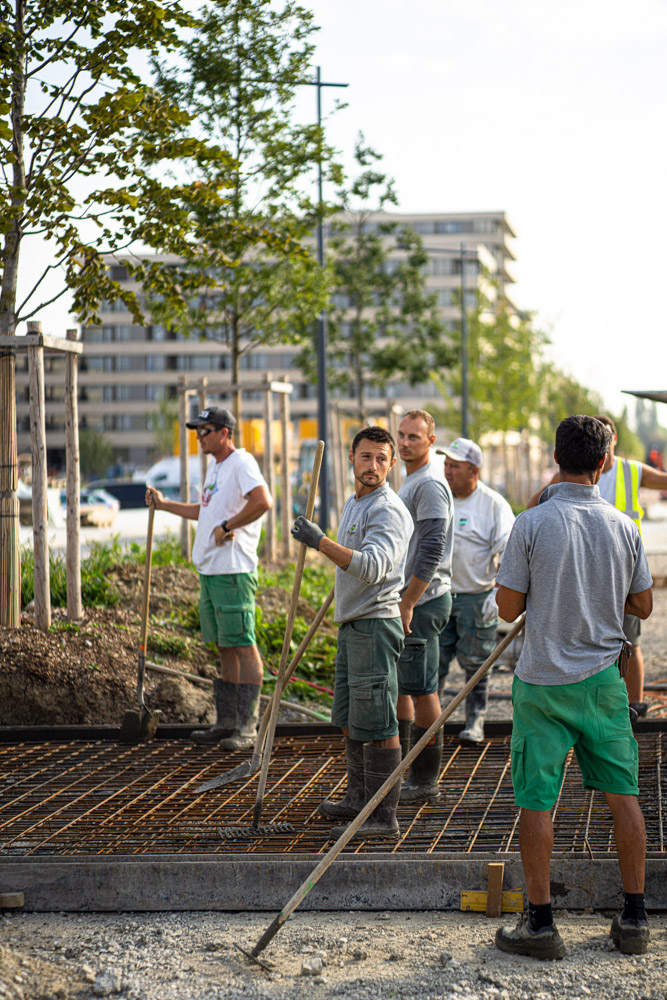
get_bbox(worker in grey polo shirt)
[395,409,454,804]
[437,437,515,742]
[292,425,413,840]
[494,415,652,961]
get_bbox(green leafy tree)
[148,395,179,460]
[151,0,341,422]
[299,135,449,422]
[79,429,114,481]
[0,0,240,625]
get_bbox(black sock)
[528,901,553,931]
[622,892,646,921]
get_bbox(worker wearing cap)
[437,437,515,742]
[527,414,667,722]
[146,406,272,750]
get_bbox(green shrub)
[20,542,119,609]
[147,632,190,659]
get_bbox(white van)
[145,455,206,502]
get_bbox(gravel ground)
[2,909,667,1000]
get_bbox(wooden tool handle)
[252,441,325,827]
[139,504,155,654]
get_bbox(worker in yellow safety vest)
[527,414,667,721]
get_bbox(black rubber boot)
[398,718,412,761]
[191,679,237,744]
[459,674,488,743]
[319,737,365,819]
[331,745,401,840]
[219,682,260,750]
[400,725,443,803]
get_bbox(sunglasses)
[195,426,222,439]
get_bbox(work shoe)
[400,725,443,804]
[218,682,260,751]
[459,679,487,743]
[191,679,237,744]
[320,737,365,820]
[331,745,402,840]
[610,912,650,955]
[495,914,566,960]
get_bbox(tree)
[0,0,239,625]
[151,0,340,422]
[298,135,449,422]
[149,396,179,460]
[79,429,114,481]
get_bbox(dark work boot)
[400,725,443,804]
[331,745,401,840]
[191,679,237,744]
[459,675,488,743]
[320,737,365,820]
[219,682,260,750]
[398,718,412,761]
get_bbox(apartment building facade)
[15,211,516,472]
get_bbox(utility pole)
[305,67,348,532]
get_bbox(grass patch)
[21,544,120,609]
[147,632,191,659]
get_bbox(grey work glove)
[291,515,324,550]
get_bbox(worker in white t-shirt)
[437,438,515,742]
[146,406,272,750]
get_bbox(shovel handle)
[250,614,526,956]
[252,441,325,827]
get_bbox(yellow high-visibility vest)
[614,458,643,536]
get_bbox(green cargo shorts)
[511,663,639,810]
[331,617,403,742]
[199,571,258,648]
[398,592,452,696]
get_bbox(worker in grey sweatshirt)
[292,425,413,840]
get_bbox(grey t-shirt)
[497,482,652,685]
[334,484,413,624]
[398,463,453,605]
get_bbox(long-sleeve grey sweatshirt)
[334,484,413,624]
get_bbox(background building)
[15,211,516,474]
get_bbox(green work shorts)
[331,617,404,742]
[398,592,452,696]
[511,663,639,811]
[199,571,258,648]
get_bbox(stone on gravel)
[301,955,324,976]
[93,969,121,996]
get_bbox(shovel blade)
[192,755,260,794]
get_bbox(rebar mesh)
[0,733,664,857]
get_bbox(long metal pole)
[315,67,329,533]
[460,242,468,438]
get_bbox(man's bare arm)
[496,585,526,622]
[624,588,653,620]
[319,536,354,570]
[640,465,667,491]
[146,488,200,520]
[526,471,558,509]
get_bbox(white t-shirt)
[451,480,515,593]
[598,457,643,506]
[192,449,268,575]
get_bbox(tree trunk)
[231,313,242,435]
[0,0,27,627]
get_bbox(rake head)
[218,821,295,841]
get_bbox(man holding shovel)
[494,415,653,960]
[146,406,272,751]
[292,426,413,839]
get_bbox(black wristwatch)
[221,520,230,533]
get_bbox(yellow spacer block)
[460,889,524,914]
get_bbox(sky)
[22,0,667,423]
[302,0,667,420]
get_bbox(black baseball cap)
[186,406,236,430]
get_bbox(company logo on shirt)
[349,524,357,533]
[457,516,468,527]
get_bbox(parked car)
[84,479,148,509]
[61,487,120,527]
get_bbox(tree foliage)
[0,0,241,336]
[298,135,450,421]
[78,428,114,480]
[151,0,341,421]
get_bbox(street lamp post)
[303,67,348,533]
